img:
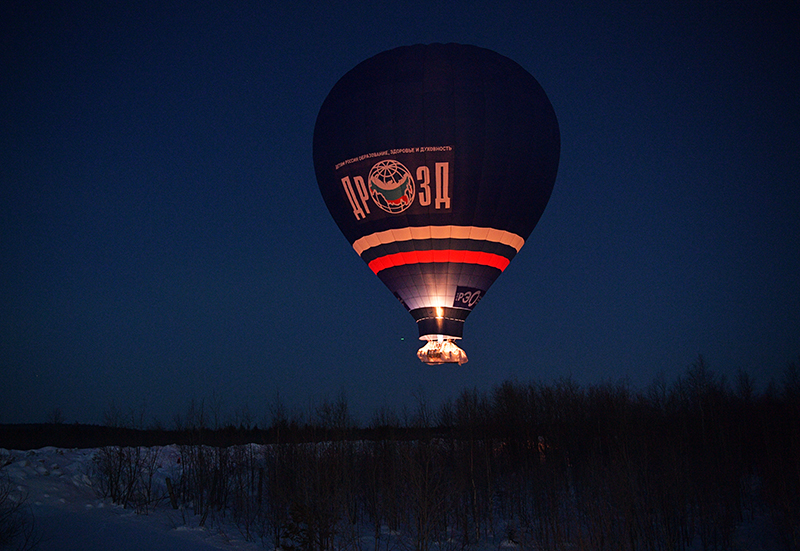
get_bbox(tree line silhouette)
[3,357,799,550]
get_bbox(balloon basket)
[417,339,468,365]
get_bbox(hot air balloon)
[313,43,560,365]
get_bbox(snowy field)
[1,445,787,551]
[2,446,262,551]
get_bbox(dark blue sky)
[2,1,798,425]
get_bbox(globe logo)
[368,159,415,214]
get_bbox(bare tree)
[0,472,40,550]
[47,407,64,425]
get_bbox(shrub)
[0,469,39,551]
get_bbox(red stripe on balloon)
[368,250,510,274]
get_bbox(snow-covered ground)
[1,446,787,551]
[1,446,262,551]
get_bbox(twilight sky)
[2,1,798,425]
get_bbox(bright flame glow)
[417,339,468,365]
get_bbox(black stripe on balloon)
[376,263,502,298]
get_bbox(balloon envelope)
[313,43,560,362]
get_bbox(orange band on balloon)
[368,250,510,274]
